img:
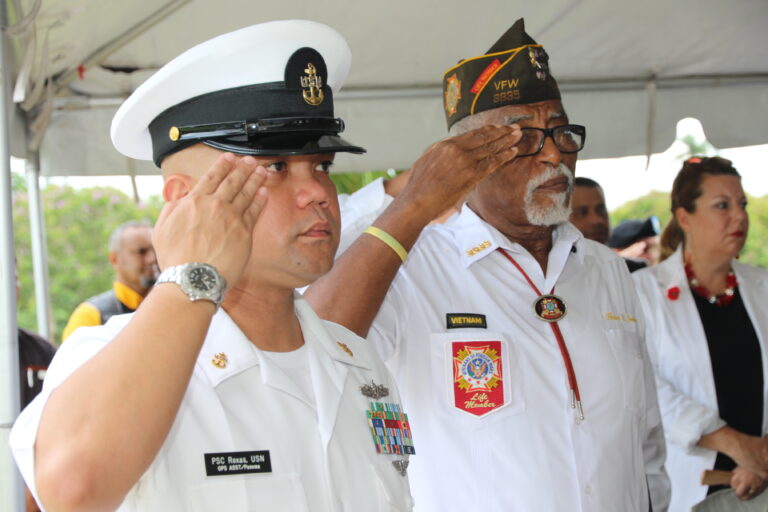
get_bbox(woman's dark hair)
[659,156,741,261]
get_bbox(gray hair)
[448,106,566,137]
[448,111,498,137]
[109,220,152,252]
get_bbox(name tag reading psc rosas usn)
[204,450,272,476]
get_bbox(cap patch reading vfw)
[441,18,561,130]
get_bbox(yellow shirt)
[61,282,144,341]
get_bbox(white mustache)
[525,163,574,195]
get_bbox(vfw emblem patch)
[452,341,504,416]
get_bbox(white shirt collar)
[442,206,583,268]
[198,294,370,387]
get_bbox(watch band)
[156,263,225,308]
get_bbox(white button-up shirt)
[367,207,670,512]
[11,296,414,512]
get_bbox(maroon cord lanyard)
[498,248,584,421]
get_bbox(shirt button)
[585,485,592,494]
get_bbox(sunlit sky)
[19,118,768,212]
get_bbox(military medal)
[365,401,415,475]
[533,294,567,322]
[392,459,409,476]
[360,380,389,400]
[498,248,585,421]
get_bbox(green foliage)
[676,134,713,161]
[13,185,162,342]
[11,171,26,193]
[741,195,768,268]
[610,191,768,269]
[611,191,672,228]
[330,170,399,195]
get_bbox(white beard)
[523,163,574,227]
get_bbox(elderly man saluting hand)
[307,18,671,512]
[7,20,525,512]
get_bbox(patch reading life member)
[204,450,272,476]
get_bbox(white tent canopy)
[5,0,768,175]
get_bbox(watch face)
[189,266,217,292]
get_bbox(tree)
[330,170,399,195]
[13,184,162,342]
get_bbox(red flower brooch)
[667,286,680,301]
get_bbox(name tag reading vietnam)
[204,450,272,476]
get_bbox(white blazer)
[633,248,768,512]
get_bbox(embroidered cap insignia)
[444,73,462,116]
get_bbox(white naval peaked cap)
[111,19,364,166]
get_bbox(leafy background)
[12,169,768,343]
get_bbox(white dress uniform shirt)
[367,207,670,512]
[11,296,414,512]
[633,248,768,512]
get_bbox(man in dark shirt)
[15,264,56,511]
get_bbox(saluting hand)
[398,124,522,223]
[153,153,268,287]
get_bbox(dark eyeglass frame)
[517,124,586,157]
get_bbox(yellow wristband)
[364,226,408,262]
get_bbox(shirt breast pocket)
[430,332,524,420]
[605,328,646,418]
[186,473,309,512]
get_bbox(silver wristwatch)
[155,262,227,308]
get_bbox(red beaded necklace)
[684,263,738,307]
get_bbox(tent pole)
[0,0,24,509]
[26,152,52,339]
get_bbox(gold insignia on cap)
[336,342,353,357]
[301,63,324,106]
[211,352,228,369]
[528,47,547,81]
[169,126,180,141]
[444,73,462,116]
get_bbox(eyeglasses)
[517,124,586,157]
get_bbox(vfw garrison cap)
[442,18,561,130]
[111,20,365,166]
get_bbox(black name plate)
[204,450,272,476]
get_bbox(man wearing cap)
[9,21,519,511]
[306,18,670,512]
[610,216,662,271]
